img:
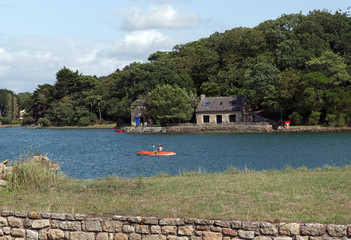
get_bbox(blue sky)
[0,0,350,93]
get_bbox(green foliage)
[325,113,336,126]
[0,117,11,124]
[289,112,303,125]
[21,117,34,126]
[147,85,194,125]
[309,111,321,125]
[13,9,351,126]
[78,116,91,126]
[38,117,51,127]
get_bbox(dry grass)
[1,163,351,223]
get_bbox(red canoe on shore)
[136,151,176,156]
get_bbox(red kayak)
[115,130,124,133]
[136,151,176,156]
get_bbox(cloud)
[0,30,178,93]
[116,4,201,31]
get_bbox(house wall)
[131,106,146,127]
[196,112,244,125]
[0,211,350,240]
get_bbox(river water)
[1,127,350,179]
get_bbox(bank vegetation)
[1,156,351,224]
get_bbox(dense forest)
[1,9,351,126]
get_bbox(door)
[136,117,140,126]
[216,115,222,124]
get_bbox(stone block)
[32,219,50,229]
[168,236,188,240]
[195,225,208,231]
[1,211,14,217]
[178,226,194,236]
[97,232,109,240]
[0,217,8,227]
[223,228,238,237]
[38,229,48,240]
[0,229,3,237]
[14,211,27,218]
[231,221,242,229]
[29,212,41,219]
[279,223,300,236]
[300,224,326,236]
[159,218,184,226]
[242,222,259,231]
[114,233,128,240]
[238,230,255,239]
[273,237,292,240]
[141,235,166,240]
[128,217,142,223]
[254,237,272,240]
[135,225,150,234]
[51,213,66,220]
[103,220,122,233]
[161,226,177,235]
[8,217,22,228]
[70,231,95,240]
[142,217,159,225]
[59,221,82,231]
[203,232,222,240]
[327,224,346,237]
[210,226,222,232]
[2,227,10,235]
[260,222,278,236]
[10,228,25,237]
[214,221,230,228]
[85,220,102,232]
[26,230,39,240]
[122,225,135,233]
[47,229,64,240]
[130,233,142,240]
[150,225,161,234]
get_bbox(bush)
[289,112,303,126]
[38,117,51,127]
[21,117,34,126]
[336,113,346,127]
[78,116,91,126]
[6,152,65,191]
[325,114,336,126]
[0,117,11,125]
[309,111,321,125]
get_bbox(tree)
[147,85,194,125]
[5,93,18,121]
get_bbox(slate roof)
[195,96,247,113]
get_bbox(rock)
[47,229,65,240]
[300,224,325,236]
[327,224,346,237]
[85,220,102,232]
[279,223,300,236]
[238,230,255,239]
[26,229,39,240]
[203,232,222,240]
[0,179,7,187]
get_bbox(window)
[204,102,210,106]
[219,102,223,106]
[203,115,209,123]
[229,115,236,122]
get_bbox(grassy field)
[1,159,351,224]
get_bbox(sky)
[0,0,350,93]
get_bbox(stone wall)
[0,211,350,240]
[124,124,273,133]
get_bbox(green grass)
[1,158,351,223]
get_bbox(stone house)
[195,96,252,125]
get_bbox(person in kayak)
[155,144,163,153]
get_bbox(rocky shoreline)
[124,125,351,134]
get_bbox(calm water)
[1,127,350,179]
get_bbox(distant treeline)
[2,9,351,126]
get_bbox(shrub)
[336,113,346,127]
[6,152,64,191]
[325,113,336,126]
[309,111,321,125]
[289,112,303,126]
[0,117,11,125]
[21,117,34,126]
[78,116,91,126]
[38,117,51,127]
